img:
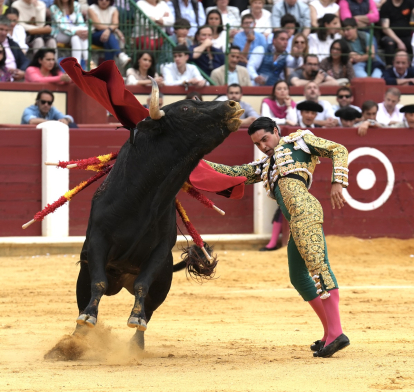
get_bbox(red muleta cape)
[60,58,247,199]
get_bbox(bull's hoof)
[127,316,147,331]
[76,314,97,328]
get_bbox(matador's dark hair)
[248,117,281,137]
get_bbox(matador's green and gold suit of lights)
[206,130,349,302]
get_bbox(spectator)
[332,86,361,112]
[168,0,206,38]
[286,32,308,73]
[297,81,338,126]
[383,50,414,85]
[163,44,206,87]
[0,43,13,81]
[342,17,383,78]
[51,0,88,65]
[339,0,379,28]
[380,0,414,66]
[233,13,267,65]
[320,38,356,83]
[0,15,29,81]
[288,53,339,86]
[308,13,342,61]
[296,100,324,128]
[211,44,251,85]
[266,14,297,52]
[25,48,71,84]
[335,107,361,126]
[5,8,28,54]
[12,0,57,52]
[391,104,414,128]
[206,9,227,51]
[170,18,193,46]
[126,51,164,86]
[309,0,339,27]
[186,90,203,100]
[88,0,130,64]
[226,83,259,127]
[241,0,272,37]
[247,29,289,86]
[272,0,311,37]
[261,80,298,125]
[376,87,404,125]
[21,89,76,126]
[137,0,174,27]
[355,100,384,135]
[189,25,224,76]
[206,0,241,39]
[137,0,174,50]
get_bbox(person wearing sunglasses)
[332,87,361,114]
[21,89,76,127]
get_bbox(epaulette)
[281,129,314,154]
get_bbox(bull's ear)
[148,77,165,120]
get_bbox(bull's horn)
[148,76,165,120]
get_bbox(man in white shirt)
[162,44,206,87]
[296,100,324,128]
[297,81,338,127]
[376,87,404,126]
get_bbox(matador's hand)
[331,183,346,210]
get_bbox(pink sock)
[321,289,343,346]
[265,221,282,248]
[308,296,328,341]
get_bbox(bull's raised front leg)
[76,243,108,328]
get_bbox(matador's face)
[251,129,280,157]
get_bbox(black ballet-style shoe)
[313,334,350,358]
[310,340,325,351]
[259,244,281,252]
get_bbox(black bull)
[75,81,244,349]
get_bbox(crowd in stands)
[1,0,414,129]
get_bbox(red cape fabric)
[61,58,246,199]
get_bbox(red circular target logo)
[343,148,395,211]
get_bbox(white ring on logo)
[342,147,395,211]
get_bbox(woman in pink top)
[25,48,71,84]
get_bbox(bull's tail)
[173,242,217,281]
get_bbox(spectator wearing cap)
[335,107,361,127]
[332,87,361,113]
[383,51,414,86]
[391,104,414,128]
[163,44,206,87]
[355,100,384,136]
[21,89,76,127]
[211,45,251,86]
[247,29,289,86]
[272,0,311,37]
[296,100,324,128]
[288,54,339,86]
[377,87,404,125]
[189,25,224,76]
[226,83,259,127]
[297,81,338,127]
[233,13,267,65]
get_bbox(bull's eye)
[182,106,188,111]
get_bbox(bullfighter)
[205,117,350,358]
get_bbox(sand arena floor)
[1,236,414,392]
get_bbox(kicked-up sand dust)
[0,236,414,392]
